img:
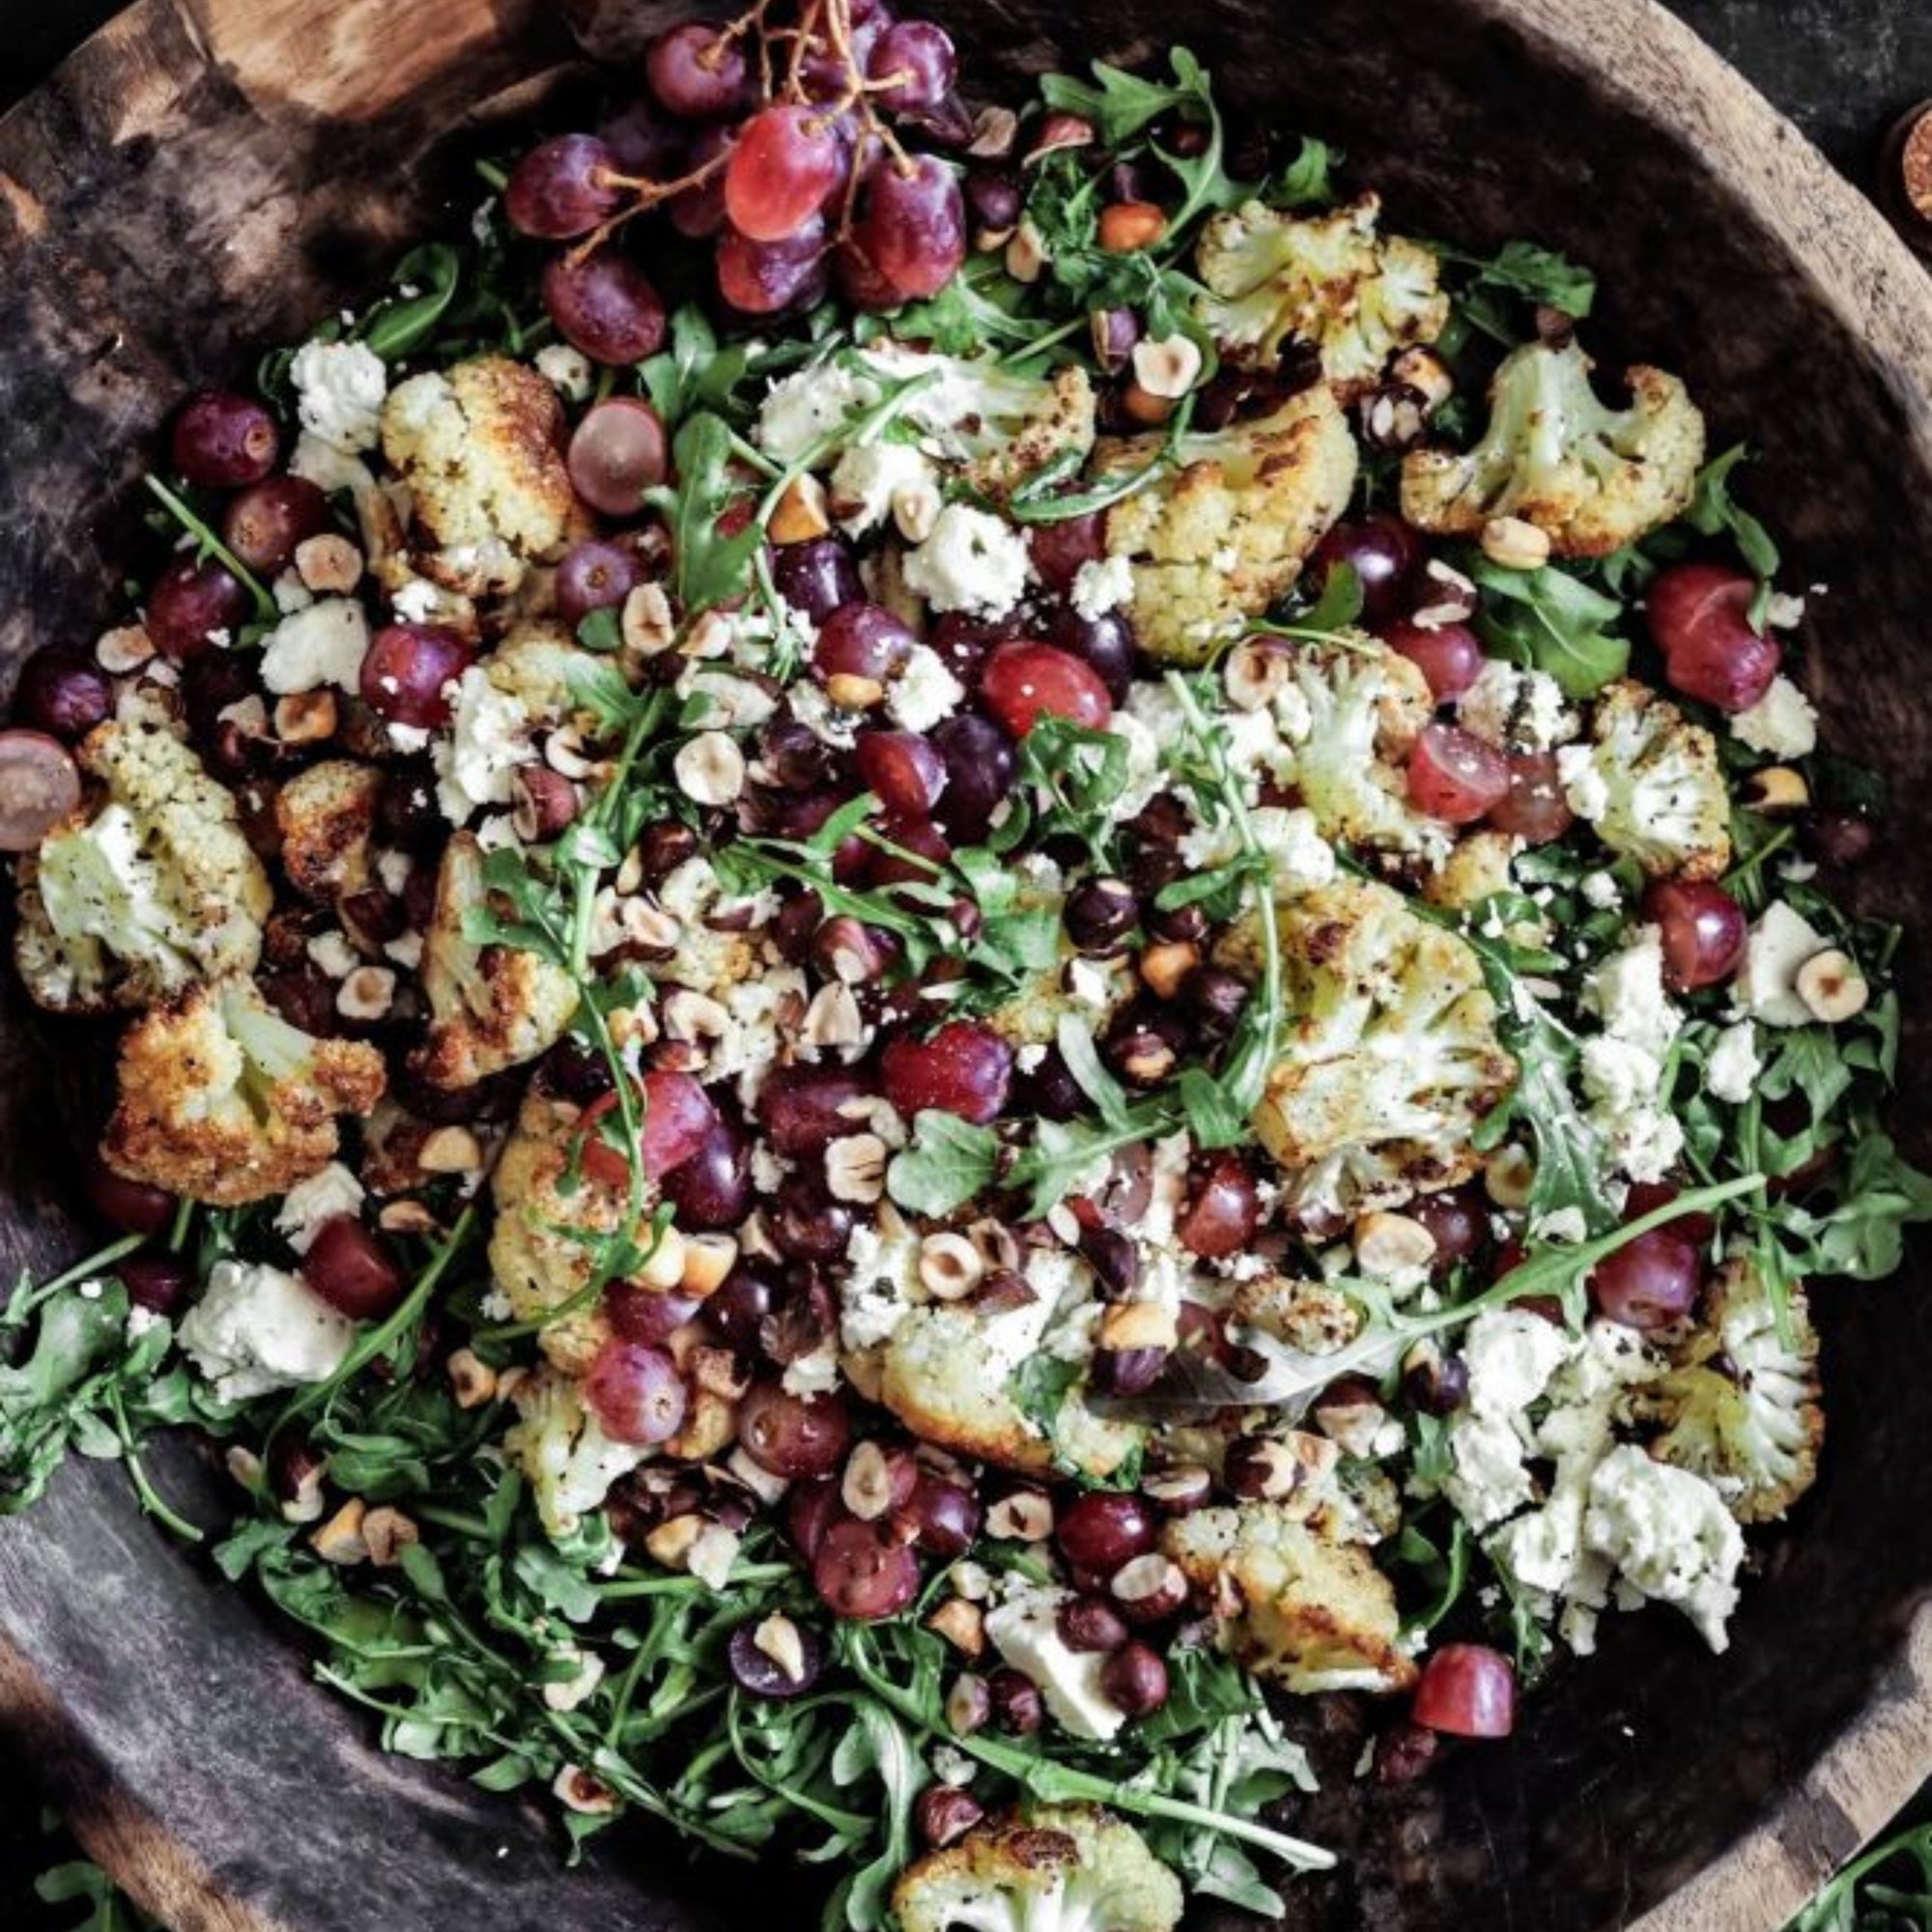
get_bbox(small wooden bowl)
[3,3,1930,1929]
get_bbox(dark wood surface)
[3,3,1932,1931]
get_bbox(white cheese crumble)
[1457,660,1577,751]
[1582,927,1682,1059]
[755,361,880,465]
[272,1163,366,1255]
[1068,554,1134,621]
[838,1215,924,1351]
[435,666,535,820]
[534,343,594,402]
[178,1261,355,1403]
[885,644,965,732]
[290,339,389,455]
[1732,902,1831,1028]
[900,504,1031,618]
[1579,869,1621,910]
[983,1588,1125,1741]
[1729,675,1818,759]
[829,440,934,535]
[1583,1445,1744,1652]
[1704,1020,1762,1104]
[259,598,369,696]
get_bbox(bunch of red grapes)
[504,0,969,347]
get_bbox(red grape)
[146,557,250,663]
[669,126,736,238]
[704,1265,779,1353]
[359,623,476,727]
[504,134,622,241]
[1176,1154,1260,1258]
[930,714,1017,842]
[301,1215,406,1321]
[726,106,846,242]
[556,539,646,623]
[774,537,862,623]
[119,1256,192,1317]
[867,21,956,111]
[856,729,948,816]
[0,730,81,852]
[757,1065,875,1157]
[1056,1492,1157,1573]
[605,1285,699,1346]
[1590,1226,1701,1329]
[1409,1186,1486,1267]
[640,1070,721,1179]
[857,155,966,299]
[740,1381,853,1478]
[583,1339,688,1444]
[717,217,829,316]
[1309,513,1424,629]
[170,389,278,489]
[834,232,908,313]
[812,1520,921,1620]
[1386,618,1484,701]
[598,98,685,177]
[82,1154,176,1236]
[1043,609,1135,703]
[658,1115,753,1229]
[1026,512,1106,594]
[646,22,753,121]
[814,602,917,684]
[1486,750,1575,842]
[1406,723,1511,822]
[222,476,331,576]
[13,648,112,743]
[1412,1644,1516,1738]
[897,1474,982,1559]
[1647,562,1779,713]
[881,1021,1013,1123]
[543,248,668,365]
[567,399,668,517]
[1641,878,1747,991]
[980,642,1113,736]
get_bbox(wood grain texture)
[2,2,1931,1930]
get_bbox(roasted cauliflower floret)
[1219,877,1516,1208]
[1646,1259,1823,1523]
[1270,638,1447,862]
[893,1806,1182,1932]
[487,1087,628,1374]
[1162,1504,1417,1693]
[1102,388,1358,665]
[877,1302,1142,1481]
[380,355,574,590]
[99,975,385,1208]
[1400,338,1704,557]
[504,1365,647,1539]
[1558,679,1730,880]
[275,760,384,902]
[939,361,1097,500]
[413,832,580,1090]
[14,722,271,1014]
[1196,194,1449,396]
[1228,1274,1363,1355]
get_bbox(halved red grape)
[1647,562,1779,713]
[567,399,668,518]
[1589,1226,1702,1330]
[757,1065,875,1157]
[882,1021,1013,1124]
[1642,878,1747,991]
[301,1215,406,1321]
[543,249,668,366]
[222,475,331,577]
[1412,1644,1516,1738]
[646,21,753,121]
[639,1070,721,1179]
[812,1520,921,1620]
[740,1380,852,1478]
[856,729,948,815]
[726,105,846,242]
[146,558,250,663]
[727,1619,826,1697]
[930,713,1017,842]
[1486,750,1575,843]
[504,134,622,241]
[1407,723,1510,823]
[583,1339,688,1444]
[13,648,112,743]
[170,389,278,489]
[359,623,475,727]
[0,730,81,852]
[1386,619,1484,701]
[980,642,1112,736]
[814,602,917,684]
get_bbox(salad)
[2,3,1928,1926]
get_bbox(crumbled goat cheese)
[391,576,445,622]
[829,440,934,535]
[1458,661,1577,751]
[1583,926,1681,1059]
[1583,1445,1744,1652]
[178,1260,355,1403]
[1732,902,1832,1028]
[983,1588,1126,1741]
[272,571,314,615]
[288,432,378,499]
[1704,1020,1762,1104]
[1556,743,1612,822]
[290,339,389,454]
[1730,675,1818,759]
[838,1215,924,1351]
[1069,554,1135,620]
[900,504,1031,618]
[1580,869,1621,910]
[755,361,880,465]
[435,666,535,820]
[534,344,594,402]
[259,598,369,696]
[886,644,965,732]
[273,1163,366,1255]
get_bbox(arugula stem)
[141,475,275,620]
[11,1234,149,1321]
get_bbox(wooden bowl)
[3,2,1931,1928]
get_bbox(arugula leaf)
[640,306,753,427]
[1469,553,1630,698]
[1448,238,1598,319]
[886,1112,1001,1216]
[1685,443,1781,628]
[359,242,463,362]
[645,412,763,615]
[1271,135,1339,209]
[1787,1820,1932,1932]
[1039,49,1211,146]
[35,1852,162,1932]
